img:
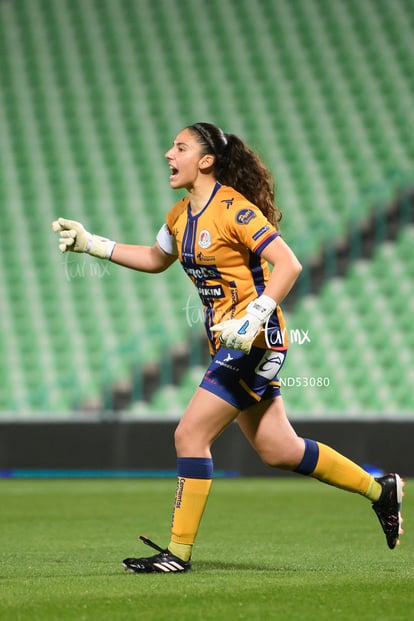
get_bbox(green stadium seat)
[0,0,413,416]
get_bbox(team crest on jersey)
[236,208,256,224]
[198,229,212,249]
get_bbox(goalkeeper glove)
[51,217,116,259]
[211,294,276,354]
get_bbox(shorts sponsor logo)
[215,358,239,372]
[255,350,286,380]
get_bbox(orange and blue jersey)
[165,182,288,354]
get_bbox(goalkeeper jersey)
[165,182,288,354]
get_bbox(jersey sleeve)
[163,199,188,253]
[223,201,279,255]
[156,223,178,255]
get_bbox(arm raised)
[51,217,177,273]
[110,242,177,273]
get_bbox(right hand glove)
[210,295,276,354]
[51,217,116,259]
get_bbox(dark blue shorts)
[199,346,287,410]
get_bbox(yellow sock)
[168,541,193,562]
[168,458,213,562]
[313,442,381,500]
[365,476,382,502]
[169,477,212,561]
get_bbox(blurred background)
[0,0,413,443]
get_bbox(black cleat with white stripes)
[123,536,192,573]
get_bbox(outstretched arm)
[52,217,178,273]
[110,242,177,273]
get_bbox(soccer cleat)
[372,473,404,549]
[122,536,192,573]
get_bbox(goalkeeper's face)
[165,128,215,190]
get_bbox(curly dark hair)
[188,122,282,229]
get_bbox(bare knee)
[259,452,295,469]
[258,440,305,470]
[174,422,191,454]
[174,421,212,457]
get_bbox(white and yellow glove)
[51,217,116,259]
[211,295,276,354]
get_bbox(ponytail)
[188,123,282,229]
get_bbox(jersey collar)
[187,181,222,220]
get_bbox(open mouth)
[169,165,178,178]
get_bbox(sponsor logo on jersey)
[196,252,216,262]
[197,285,225,299]
[183,264,221,280]
[252,225,270,240]
[236,208,256,224]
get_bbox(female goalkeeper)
[52,122,403,573]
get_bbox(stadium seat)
[0,0,413,417]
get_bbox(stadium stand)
[143,224,414,418]
[0,0,413,417]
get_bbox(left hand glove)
[211,295,276,354]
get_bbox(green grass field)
[0,477,412,621]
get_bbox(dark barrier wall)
[0,421,413,476]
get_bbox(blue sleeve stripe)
[253,231,279,255]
